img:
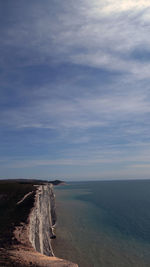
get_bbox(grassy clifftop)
[0,180,34,247]
[0,179,63,266]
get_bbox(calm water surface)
[52,180,150,267]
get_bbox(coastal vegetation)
[0,179,64,266]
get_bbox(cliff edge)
[29,184,56,256]
[0,180,78,267]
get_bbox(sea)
[52,180,150,267]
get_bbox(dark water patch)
[73,180,150,243]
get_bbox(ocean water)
[52,180,150,267]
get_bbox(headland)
[0,179,78,267]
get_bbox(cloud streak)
[1,0,150,179]
[1,91,150,130]
[1,0,150,76]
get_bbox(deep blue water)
[53,180,150,267]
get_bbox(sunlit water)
[52,180,150,267]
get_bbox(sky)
[1,0,150,181]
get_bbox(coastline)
[29,184,55,256]
[0,182,78,267]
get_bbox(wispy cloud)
[1,0,150,76]
[1,91,150,130]
[1,0,150,179]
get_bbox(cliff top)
[0,179,78,267]
[0,179,63,247]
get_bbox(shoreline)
[0,182,78,267]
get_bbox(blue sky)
[1,0,150,180]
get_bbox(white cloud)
[2,0,150,78]
[1,0,150,179]
[1,142,150,179]
[1,92,150,130]
[90,0,150,14]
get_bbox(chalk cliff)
[27,183,78,267]
[29,184,56,256]
[0,180,78,267]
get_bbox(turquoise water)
[53,180,150,267]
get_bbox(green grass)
[0,180,37,248]
[0,179,61,266]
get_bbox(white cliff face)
[29,184,56,256]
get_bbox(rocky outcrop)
[29,184,56,256]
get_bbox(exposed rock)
[3,183,78,267]
[29,184,56,256]
[27,183,78,266]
